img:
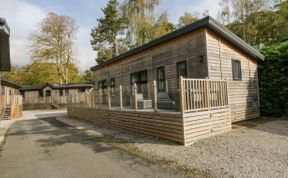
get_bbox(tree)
[29,13,78,84]
[121,0,173,47]
[2,62,82,86]
[259,42,288,116]
[91,0,126,64]
[224,0,288,45]
[81,70,93,83]
[218,0,232,24]
[177,12,198,28]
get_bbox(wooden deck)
[67,78,232,145]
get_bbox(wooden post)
[108,87,111,110]
[134,83,138,111]
[153,80,158,112]
[206,78,210,111]
[119,85,123,110]
[179,76,185,114]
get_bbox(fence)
[68,77,229,113]
[23,96,68,105]
[179,77,229,112]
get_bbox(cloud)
[0,0,46,66]
[74,26,97,71]
[0,0,96,71]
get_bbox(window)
[39,90,43,97]
[98,80,107,89]
[177,61,187,78]
[65,90,69,96]
[45,90,51,97]
[130,70,148,84]
[60,89,64,96]
[157,66,166,92]
[110,78,115,88]
[232,59,242,80]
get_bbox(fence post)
[108,87,111,110]
[134,83,138,111]
[179,76,185,114]
[153,80,158,112]
[206,78,210,111]
[119,85,123,110]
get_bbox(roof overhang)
[0,18,11,71]
[20,83,93,91]
[91,16,264,71]
[0,79,21,89]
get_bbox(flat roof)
[91,16,264,71]
[0,79,21,89]
[20,83,93,91]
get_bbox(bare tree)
[30,13,78,84]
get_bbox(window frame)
[98,80,108,90]
[176,60,188,79]
[231,59,242,80]
[130,70,148,85]
[59,89,64,96]
[110,78,115,88]
[157,66,166,92]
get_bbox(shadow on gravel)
[9,118,116,155]
[233,117,288,137]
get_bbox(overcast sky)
[0,0,220,71]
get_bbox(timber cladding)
[68,106,231,145]
[68,107,184,143]
[93,29,208,94]
[205,30,260,122]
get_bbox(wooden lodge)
[20,83,93,110]
[67,16,264,145]
[0,79,23,119]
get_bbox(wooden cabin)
[20,83,93,110]
[67,16,264,145]
[0,80,22,119]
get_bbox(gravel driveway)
[58,115,288,178]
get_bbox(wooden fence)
[23,96,68,104]
[179,77,229,112]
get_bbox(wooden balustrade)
[68,78,229,113]
[180,78,229,112]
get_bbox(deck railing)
[179,77,229,112]
[68,77,229,113]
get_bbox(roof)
[20,83,93,91]
[0,18,11,71]
[0,79,21,89]
[91,16,265,71]
[0,18,10,35]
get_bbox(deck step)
[1,106,12,120]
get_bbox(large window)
[130,70,148,84]
[157,66,166,92]
[232,59,242,80]
[177,61,187,78]
[98,80,107,89]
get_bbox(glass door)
[157,66,166,92]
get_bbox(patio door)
[130,70,147,93]
[157,66,166,92]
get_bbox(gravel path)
[57,116,288,178]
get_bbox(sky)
[0,0,220,71]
